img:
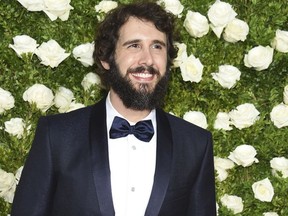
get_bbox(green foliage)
[0,0,288,215]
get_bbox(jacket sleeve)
[187,132,217,216]
[11,117,55,216]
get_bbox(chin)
[138,83,156,93]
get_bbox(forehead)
[117,16,167,43]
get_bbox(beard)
[107,60,170,111]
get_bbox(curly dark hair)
[93,1,178,89]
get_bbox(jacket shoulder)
[164,111,212,137]
[41,105,93,125]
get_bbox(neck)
[109,90,151,123]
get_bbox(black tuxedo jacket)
[11,98,216,216]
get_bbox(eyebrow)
[122,39,167,47]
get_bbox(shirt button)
[132,145,136,150]
[131,187,135,192]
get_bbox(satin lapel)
[145,109,173,216]
[89,98,115,216]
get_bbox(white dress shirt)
[106,94,157,216]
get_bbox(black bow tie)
[109,116,154,142]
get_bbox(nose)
[138,47,154,66]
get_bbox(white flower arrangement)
[270,103,288,128]
[228,103,260,129]
[95,0,118,14]
[23,83,54,112]
[8,35,39,57]
[81,72,102,91]
[214,112,232,131]
[244,45,274,71]
[252,178,274,202]
[183,110,208,129]
[214,156,234,182]
[54,86,75,113]
[207,0,237,38]
[220,194,244,214]
[271,29,288,53]
[0,88,15,114]
[228,144,259,167]
[270,157,288,178]
[35,39,70,68]
[72,42,95,67]
[180,54,204,83]
[4,117,26,139]
[157,0,184,17]
[184,11,209,38]
[17,0,73,21]
[211,65,241,89]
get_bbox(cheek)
[115,54,136,72]
[155,55,168,74]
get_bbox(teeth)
[132,73,153,78]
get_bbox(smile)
[131,72,153,78]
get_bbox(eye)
[127,43,140,49]
[152,43,163,49]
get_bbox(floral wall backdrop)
[0,0,288,215]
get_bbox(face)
[102,16,170,110]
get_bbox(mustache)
[127,65,159,75]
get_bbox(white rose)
[282,169,288,178]
[228,144,259,167]
[180,54,203,83]
[35,39,70,68]
[0,88,15,114]
[15,166,24,184]
[209,25,224,39]
[184,11,209,38]
[73,42,95,67]
[17,0,44,11]
[43,0,73,21]
[223,18,249,43]
[283,85,288,104]
[214,112,232,131]
[4,118,26,139]
[0,169,17,203]
[214,157,234,170]
[220,194,243,214]
[270,103,288,128]
[215,168,228,182]
[270,157,288,178]
[8,35,39,57]
[271,29,288,53]
[208,0,237,37]
[244,45,274,71]
[81,72,101,91]
[173,42,188,68]
[54,87,74,113]
[214,156,234,182]
[183,111,208,129]
[66,101,85,112]
[252,178,274,202]
[212,65,241,89]
[208,0,237,27]
[95,0,118,13]
[263,212,279,216]
[229,103,260,129]
[23,83,54,112]
[270,157,288,172]
[158,0,184,17]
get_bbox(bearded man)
[11,2,216,216]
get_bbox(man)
[11,2,216,216]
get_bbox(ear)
[101,61,110,70]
